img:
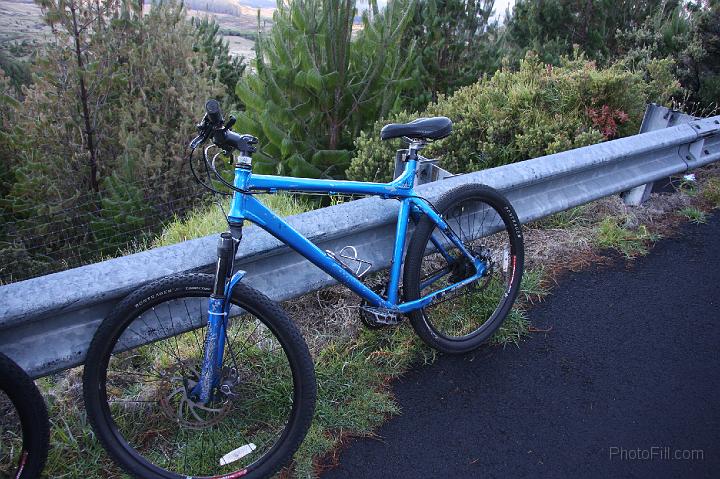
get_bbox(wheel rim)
[417,196,519,341]
[100,293,298,478]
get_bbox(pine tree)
[0,71,19,210]
[192,15,247,107]
[617,0,720,111]
[235,0,415,178]
[0,51,32,95]
[503,0,680,65]
[402,0,497,110]
[35,0,123,192]
[693,0,720,107]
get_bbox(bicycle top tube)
[244,161,417,197]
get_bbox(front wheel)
[403,184,524,353]
[83,273,316,479]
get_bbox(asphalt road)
[322,213,720,479]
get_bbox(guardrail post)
[393,149,454,185]
[622,104,699,206]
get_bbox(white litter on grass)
[683,174,697,182]
[219,443,257,466]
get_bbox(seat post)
[393,140,425,180]
[407,139,426,161]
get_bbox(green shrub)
[349,110,419,182]
[348,54,678,182]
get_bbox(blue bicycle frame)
[195,149,487,403]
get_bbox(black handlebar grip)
[205,99,224,126]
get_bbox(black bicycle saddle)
[380,117,452,141]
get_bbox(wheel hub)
[158,364,241,429]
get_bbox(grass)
[677,177,699,197]
[151,193,311,248]
[534,205,593,230]
[37,298,540,478]
[274,266,547,476]
[702,178,720,208]
[0,390,23,478]
[679,207,709,224]
[518,266,551,303]
[39,370,120,478]
[594,217,661,258]
[38,272,547,479]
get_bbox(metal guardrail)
[2,104,719,378]
[622,105,700,205]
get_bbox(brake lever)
[189,134,205,150]
[223,116,236,132]
[189,116,213,149]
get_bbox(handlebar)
[190,100,258,157]
[205,99,224,127]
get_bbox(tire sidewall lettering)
[133,286,211,309]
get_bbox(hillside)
[0,0,52,57]
[0,0,274,60]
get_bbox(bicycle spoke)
[406,187,523,350]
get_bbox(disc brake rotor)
[157,364,241,429]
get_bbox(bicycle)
[0,352,50,479]
[83,100,524,479]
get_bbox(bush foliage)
[400,0,498,111]
[348,54,680,182]
[0,0,230,282]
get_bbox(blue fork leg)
[215,269,247,375]
[193,232,239,403]
[196,297,226,403]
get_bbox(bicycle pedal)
[326,246,372,278]
[360,305,401,328]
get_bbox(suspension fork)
[196,224,243,404]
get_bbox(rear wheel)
[83,273,316,479]
[403,184,524,353]
[0,352,49,479]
